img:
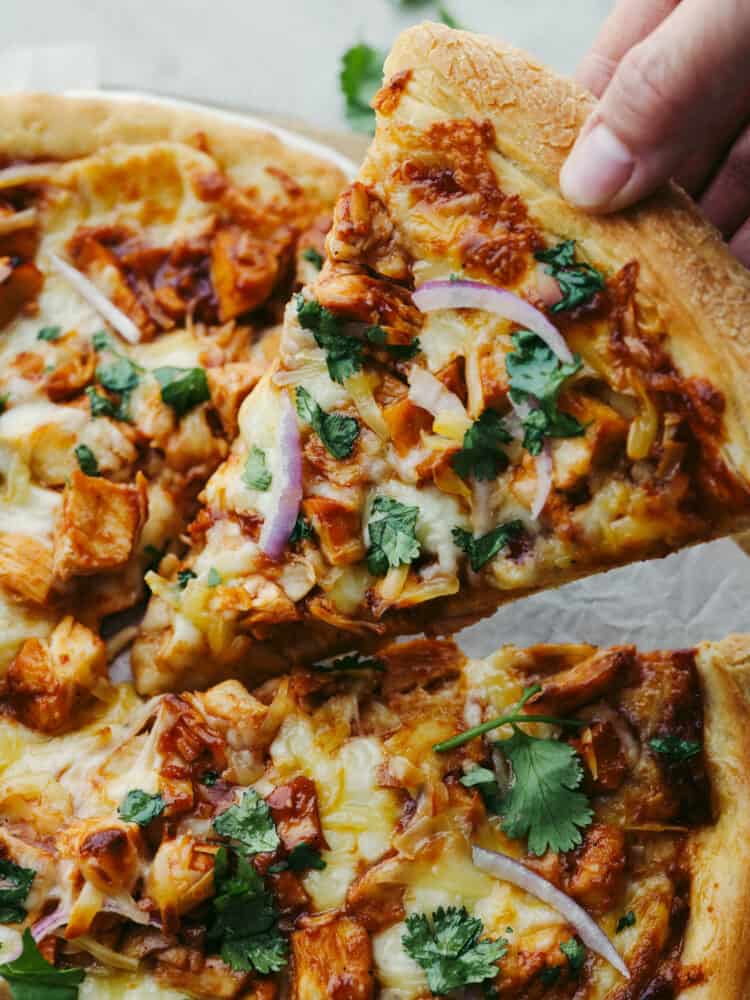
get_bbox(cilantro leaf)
[177,568,197,590]
[402,907,507,995]
[85,386,129,422]
[295,386,359,460]
[0,929,84,1000]
[242,446,272,491]
[459,766,504,815]
[452,521,523,571]
[118,789,165,826]
[649,736,702,763]
[496,729,593,856]
[200,770,220,786]
[271,843,327,873]
[213,789,280,855]
[154,366,210,417]
[340,43,385,134]
[535,241,605,313]
[301,247,324,270]
[92,330,113,351]
[616,911,636,933]
[505,331,584,455]
[96,356,140,394]
[143,543,164,574]
[0,395,7,416]
[0,860,35,924]
[312,652,385,673]
[209,848,288,975]
[452,410,511,481]
[364,325,421,360]
[560,937,586,973]
[37,326,61,342]
[74,443,99,477]
[366,495,420,576]
[289,515,314,545]
[295,295,363,384]
[207,567,222,588]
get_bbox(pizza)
[0,633,748,998]
[133,23,750,694]
[0,94,346,696]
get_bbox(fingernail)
[560,123,635,210]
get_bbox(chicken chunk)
[290,916,374,1000]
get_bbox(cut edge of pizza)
[133,22,750,694]
[1,632,750,997]
[0,92,347,695]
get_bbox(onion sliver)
[259,392,303,561]
[49,252,141,344]
[408,366,471,440]
[413,279,573,365]
[0,163,59,189]
[472,845,629,978]
[531,443,553,520]
[535,261,563,308]
[32,902,70,942]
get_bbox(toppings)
[243,446,272,492]
[0,860,35,924]
[296,295,362,384]
[413,279,574,364]
[366,495,420,575]
[452,520,523,571]
[402,906,507,995]
[212,790,281,856]
[49,251,141,345]
[534,241,605,314]
[74,443,99,477]
[472,847,629,979]
[118,790,166,827]
[295,386,359,460]
[37,325,61,342]
[506,331,584,454]
[560,937,586,973]
[365,325,420,360]
[154,366,210,417]
[177,568,197,589]
[407,367,470,440]
[649,735,702,762]
[0,929,85,999]
[301,247,324,269]
[260,392,303,561]
[209,847,287,975]
[269,843,327,874]
[616,911,636,933]
[289,514,313,545]
[207,567,222,587]
[452,409,511,481]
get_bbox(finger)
[729,218,750,269]
[674,86,750,197]
[576,0,680,97]
[560,0,750,213]
[699,122,750,238]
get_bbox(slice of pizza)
[134,23,750,693]
[0,94,346,694]
[0,633,748,997]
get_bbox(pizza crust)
[0,92,346,203]
[379,22,750,488]
[683,635,750,998]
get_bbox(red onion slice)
[259,391,303,561]
[472,845,629,978]
[413,279,573,365]
[407,366,467,419]
[531,443,553,520]
[49,252,141,344]
[535,262,563,308]
[31,902,70,942]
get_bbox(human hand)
[559,0,750,267]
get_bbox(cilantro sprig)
[0,929,84,999]
[74,443,99,477]
[118,789,165,826]
[452,409,511,481]
[154,366,210,417]
[289,515,314,545]
[649,736,702,763]
[534,240,605,313]
[366,495,421,576]
[213,789,280,856]
[296,295,363,384]
[452,521,523,572]
[295,386,359,460]
[301,247,324,270]
[364,325,420,361]
[0,860,35,924]
[505,331,584,455]
[340,43,386,134]
[269,843,327,874]
[242,446,272,491]
[37,326,61,342]
[402,906,507,995]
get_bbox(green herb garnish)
[534,241,605,313]
[74,443,99,477]
[366,495,420,576]
[154,366,210,417]
[340,43,385,134]
[212,790,280,856]
[649,736,702,763]
[242,446,272,491]
[452,520,523,571]
[207,568,222,588]
[616,911,636,933]
[295,386,359,460]
[177,568,197,590]
[302,247,324,269]
[560,938,586,973]
[295,295,363,384]
[0,860,35,924]
[289,515,314,544]
[452,410,511,481]
[37,326,61,342]
[0,928,84,999]
[118,789,165,826]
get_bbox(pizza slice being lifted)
[135,23,750,693]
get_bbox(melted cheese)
[80,972,183,999]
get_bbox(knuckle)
[611,41,683,124]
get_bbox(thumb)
[560,0,750,213]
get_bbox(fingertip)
[560,122,636,212]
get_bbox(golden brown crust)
[682,635,750,998]
[378,22,750,487]
[0,92,347,203]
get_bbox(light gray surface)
[2,0,614,128]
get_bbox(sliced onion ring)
[472,845,629,978]
[413,279,573,365]
[531,443,553,520]
[49,252,141,344]
[31,902,70,942]
[408,366,471,440]
[259,391,303,561]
